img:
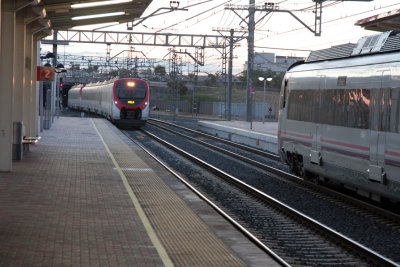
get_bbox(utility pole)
[227,29,234,121]
[225,1,331,122]
[164,47,204,117]
[246,0,255,122]
[170,50,179,119]
[225,0,258,122]
[213,28,246,121]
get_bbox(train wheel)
[287,153,305,177]
[305,171,319,184]
[288,154,296,172]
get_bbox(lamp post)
[258,76,272,124]
[55,63,66,118]
[39,52,56,131]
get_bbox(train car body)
[68,77,149,127]
[278,31,400,202]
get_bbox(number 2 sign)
[37,66,55,81]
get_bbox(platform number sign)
[37,66,55,81]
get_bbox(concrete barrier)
[197,121,278,154]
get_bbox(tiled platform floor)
[0,117,166,266]
[0,117,278,266]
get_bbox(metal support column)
[246,0,255,122]
[221,44,227,118]
[227,29,234,121]
[52,31,58,122]
[315,1,322,37]
[24,23,33,136]
[13,11,25,124]
[192,47,201,117]
[0,0,15,171]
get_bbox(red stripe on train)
[320,138,369,151]
[278,131,313,140]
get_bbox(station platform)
[0,116,278,266]
[197,120,278,154]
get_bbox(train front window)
[116,80,147,100]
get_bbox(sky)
[42,0,400,74]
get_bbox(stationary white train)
[278,31,400,203]
[68,77,149,127]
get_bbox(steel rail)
[122,130,290,267]
[141,128,400,267]
[148,118,280,160]
[147,119,400,225]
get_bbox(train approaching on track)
[68,77,149,127]
[278,31,400,203]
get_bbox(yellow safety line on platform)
[91,119,174,267]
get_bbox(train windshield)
[116,80,147,99]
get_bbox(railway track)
[148,118,280,160]
[123,123,400,266]
[147,118,400,226]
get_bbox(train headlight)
[127,81,135,87]
[114,101,118,104]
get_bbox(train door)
[278,78,289,151]
[369,70,390,183]
[310,75,325,165]
[315,75,325,151]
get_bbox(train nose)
[120,107,142,120]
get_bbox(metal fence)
[150,99,277,120]
[199,101,275,120]
[150,100,191,113]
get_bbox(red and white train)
[278,31,400,203]
[68,77,149,127]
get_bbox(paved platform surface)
[0,116,278,266]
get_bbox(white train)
[68,77,149,127]
[278,31,400,203]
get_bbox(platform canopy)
[27,0,152,35]
[355,8,400,32]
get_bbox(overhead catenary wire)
[156,0,234,33]
[254,45,311,52]
[256,2,400,43]
[45,1,400,75]
[186,8,226,29]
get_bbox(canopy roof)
[355,8,400,32]
[18,0,152,38]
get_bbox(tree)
[167,80,188,96]
[240,69,284,90]
[205,73,217,86]
[154,65,166,76]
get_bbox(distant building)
[244,52,305,73]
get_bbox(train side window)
[375,88,392,131]
[280,79,288,109]
[382,89,392,132]
[313,90,320,123]
[333,89,347,127]
[287,89,295,120]
[302,90,313,122]
[391,89,400,133]
[397,99,400,133]
[287,89,313,122]
[359,89,370,129]
[287,90,300,121]
[320,90,335,125]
